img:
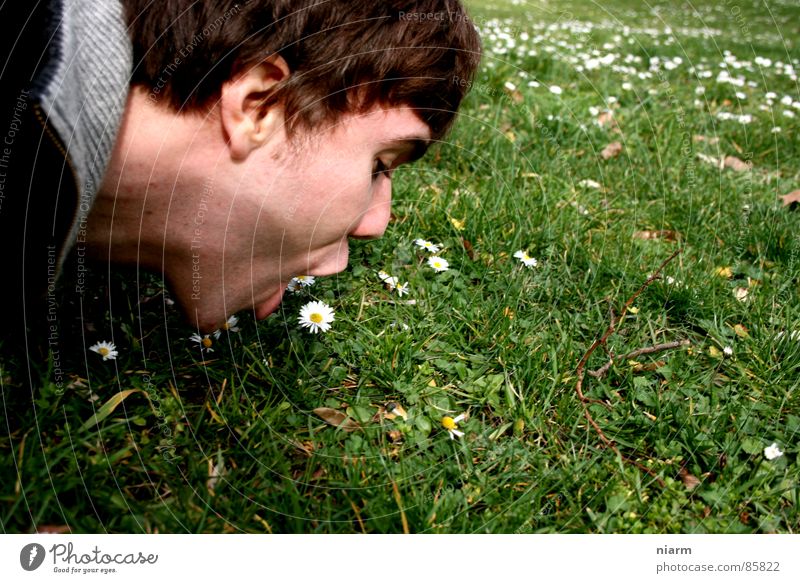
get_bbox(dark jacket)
[0,0,131,340]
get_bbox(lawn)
[2,0,799,533]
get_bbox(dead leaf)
[697,153,723,169]
[724,155,752,172]
[633,230,680,242]
[313,407,361,432]
[678,467,701,491]
[462,238,476,261]
[692,135,720,145]
[733,324,749,338]
[713,266,733,278]
[597,110,617,128]
[387,430,403,443]
[601,141,623,160]
[631,360,666,373]
[779,190,800,206]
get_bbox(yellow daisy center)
[442,416,456,430]
[310,313,323,324]
[222,323,230,330]
[434,262,442,268]
[202,337,213,348]
[98,347,109,356]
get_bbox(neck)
[86,89,219,272]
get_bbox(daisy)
[213,315,240,338]
[395,281,410,297]
[723,346,733,357]
[190,333,215,353]
[513,250,538,268]
[427,256,449,272]
[442,413,466,439]
[414,238,441,253]
[287,275,316,293]
[764,442,783,460]
[377,270,399,291]
[549,85,563,95]
[298,300,335,333]
[89,341,118,361]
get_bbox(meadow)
[2,0,799,533]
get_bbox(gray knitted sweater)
[33,0,133,273]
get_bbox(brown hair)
[123,0,481,141]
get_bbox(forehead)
[327,105,432,149]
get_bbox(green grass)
[2,0,799,533]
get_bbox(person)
[0,0,480,338]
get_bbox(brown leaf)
[779,189,800,206]
[601,141,623,160]
[633,230,680,242]
[313,407,361,432]
[692,135,720,145]
[462,238,476,261]
[597,110,617,128]
[678,467,701,491]
[631,360,666,373]
[723,155,752,172]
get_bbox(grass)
[2,0,799,533]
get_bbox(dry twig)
[575,248,683,488]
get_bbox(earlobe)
[220,54,290,161]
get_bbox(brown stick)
[588,339,691,378]
[575,248,682,488]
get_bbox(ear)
[220,54,290,161]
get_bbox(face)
[203,106,431,328]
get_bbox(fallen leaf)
[724,155,752,172]
[631,360,666,373]
[692,135,720,145]
[733,287,749,302]
[697,152,723,169]
[387,430,403,442]
[601,141,623,160]
[713,266,733,278]
[679,467,701,491]
[633,230,680,242]
[462,237,476,261]
[708,346,722,358]
[733,324,749,338]
[597,110,617,128]
[779,190,800,206]
[313,407,361,432]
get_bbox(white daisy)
[377,270,399,291]
[723,346,733,357]
[427,256,449,272]
[213,315,240,338]
[513,250,538,268]
[287,275,316,293]
[190,334,215,353]
[414,238,441,253]
[298,300,335,334]
[395,281,410,297]
[764,442,783,460]
[442,413,466,439]
[89,341,118,361]
[549,85,563,95]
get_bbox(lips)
[254,287,286,320]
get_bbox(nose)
[349,179,392,240]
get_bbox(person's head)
[95,0,481,331]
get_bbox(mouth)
[254,287,287,320]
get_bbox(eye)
[372,158,392,181]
